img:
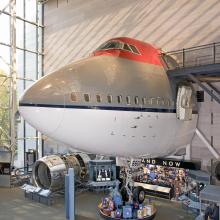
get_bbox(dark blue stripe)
[19,102,198,114]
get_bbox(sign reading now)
[142,158,201,170]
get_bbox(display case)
[199,185,220,220]
[134,182,172,200]
[0,151,11,187]
[25,149,37,173]
[88,160,117,192]
[89,160,116,182]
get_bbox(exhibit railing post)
[182,48,185,68]
[199,197,201,216]
[218,203,220,220]
[65,174,69,219]
[69,168,75,220]
[65,168,75,220]
[213,43,216,64]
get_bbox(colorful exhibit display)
[98,183,156,220]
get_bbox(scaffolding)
[163,43,220,159]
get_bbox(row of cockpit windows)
[70,92,172,106]
[96,41,140,55]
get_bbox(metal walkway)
[163,42,220,104]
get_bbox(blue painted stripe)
[19,102,198,114]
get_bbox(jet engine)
[32,153,90,191]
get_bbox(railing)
[163,42,220,70]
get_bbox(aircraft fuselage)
[19,37,198,157]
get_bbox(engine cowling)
[32,153,90,191]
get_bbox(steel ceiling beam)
[0,2,10,16]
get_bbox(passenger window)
[166,99,170,106]
[157,97,162,105]
[142,97,147,105]
[149,98,156,105]
[134,96,139,105]
[96,94,101,103]
[126,96,131,105]
[70,92,78,102]
[157,97,165,105]
[84,94,90,102]
[117,95,122,104]
[107,95,113,103]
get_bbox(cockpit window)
[123,43,132,52]
[129,45,140,54]
[162,54,179,69]
[96,41,140,55]
[97,41,122,50]
[106,42,120,49]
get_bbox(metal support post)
[69,168,75,220]
[184,144,191,160]
[9,0,17,165]
[199,197,202,216]
[218,203,220,220]
[213,43,216,64]
[65,168,75,220]
[65,174,69,220]
[182,48,185,68]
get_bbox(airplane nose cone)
[19,73,65,136]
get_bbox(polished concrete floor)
[0,187,196,220]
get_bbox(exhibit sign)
[142,158,201,170]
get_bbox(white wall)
[44,0,220,73]
[192,83,220,162]
[44,0,220,161]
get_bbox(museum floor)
[0,188,195,220]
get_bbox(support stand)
[65,168,75,220]
[184,144,191,160]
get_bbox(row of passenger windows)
[70,92,171,106]
[96,40,140,55]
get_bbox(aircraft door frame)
[176,85,193,121]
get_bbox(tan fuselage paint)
[20,55,180,109]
